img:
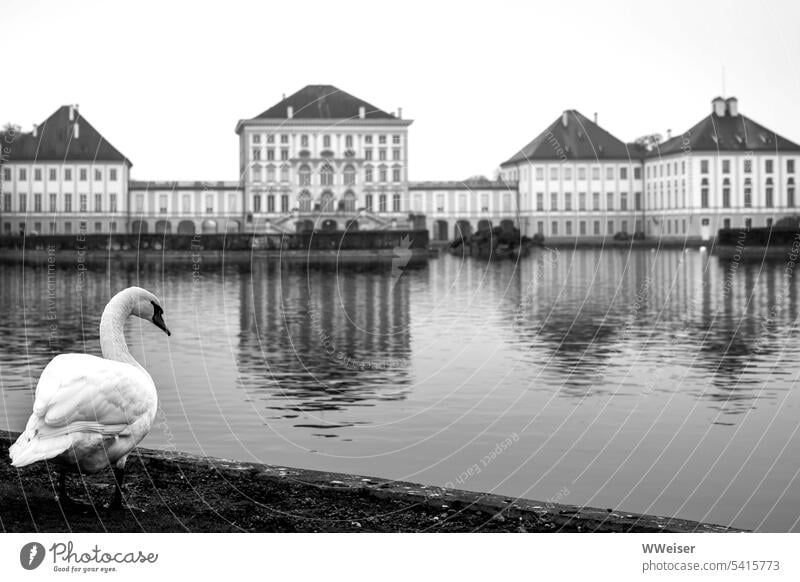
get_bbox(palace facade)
[2,92,800,242]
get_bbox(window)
[481,194,489,212]
[323,135,331,148]
[228,194,236,212]
[110,193,117,212]
[20,168,27,181]
[49,193,56,212]
[722,160,730,174]
[620,192,628,211]
[365,135,373,145]
[593,220,600,235]
[550,167,558,180]
[280,164,289,182]
[635,192,642,211]
[94,222,102,233]
[379,194,387,212]
[788,160,795,174]
[32,168,41,181]
[266,165,276,182]
[606,167,613,180]
[788,178,796,207]
[592,192,600,210]
[393,194,401,212]
[33,193,41,212]
[301,135,309,147]
[700,160,709,174]
[79,194,87,212]
[65,194,73,212]
[94,169,102,181]
[579,192,586,210]
[252,148,261,161]
[159,194,168,213]
[48,168,56,181]
[606,192,614,210]
[436,194,444,212]
[702,178,710,208]
[280,135,289,144]
[535,167,543,180]
[766,159,774,174]
[252,165,262,182]
[266,149,275,161]
[365,166,373,182]
[393,149,401,161]
[365,194,374,210]
[607,220,614,235]
[365,149,373,161]
[766,178,774,207]
[393,135,400,144]
[206,194,214,213]
[536,193,544,211]
[621,220,628,233]
[392,166,401,182]
[18,193,26,212]
[564,167,572,180]
[320,164,333,186]
[379,166,387,182]
[280,149,289,161]
[745,218,752,229]
[280,194,289,212]
[64,222,72,234]
[379,135,386,145]
[344,165,356,186]
[565,221,572,235]
[182,194,191,213]
[379,149,387,161]
[620,167,628,180]
[578,167,586,180]
[551,221,558,236]
[744,178,752,208]
[579,221,586,235]
[266,135,275,144]
[110,169,117,181]
[299,165,311,186]
[564,193,572,211]
[253,134,261,144]
[79,221,87,233]
[634,167,641,180]
[267,195,275,213]
[345,135,353,148]
[592,167,600,180]
[2,168,9,181]
[110,222,117,233]
[724,218,731,230]
[550,193,558,211]
[49,222,56,234]
[744,159,752,173]
[95,194,102,212]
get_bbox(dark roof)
[129,180,239,190]
[502,110,640,166]
[409,178,516,191]
[254,85,396,120]
[650,111,800,157]
[2,106,131,165]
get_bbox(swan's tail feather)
[8,430,72,467]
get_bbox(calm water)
[2,248,800,531]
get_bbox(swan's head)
[128,287,171,336]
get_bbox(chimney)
[397,107,403,119]
[712,96,726,117]
[593,112,598,124]
[666,129,672,140]
[726,97,738,117]
[69,104,79,121]
[32,124,38,138]
[359,106,365,119]
[73,122,79,139]
[287,106,294,118]
[562,111,569,127]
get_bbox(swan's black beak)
[152,312,171,336]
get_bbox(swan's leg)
[107,466,125,510]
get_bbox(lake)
[1,247,800,532]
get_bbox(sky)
[2,0,800,182]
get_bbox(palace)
[2,92,800,242]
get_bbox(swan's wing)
[32,354,154,435]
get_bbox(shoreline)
[0,430,740,533]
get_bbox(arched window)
[320,164,334,186]
[765,177,774,207]
[701,177,710,208]
[343,190,356,212]
[320,190,335,212]
[252,164,262,183]
[298,190,312,212]
[343,164,356,186]
[280,164,290,183]
[744,177,752,208]
[364,164,373,183]
[266,164,276,182]
[788,177,796,208]
[299,164,311,186]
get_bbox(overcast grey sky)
[3,0,799,182]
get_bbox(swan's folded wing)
[32,354,154,435]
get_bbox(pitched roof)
[502,110,640,166]
[2,106,131,165]
[253,85,396,120]
[409,178,516,191]
[650,109,800,157]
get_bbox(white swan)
[9,286,171,509]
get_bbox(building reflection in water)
[237,261,413,427]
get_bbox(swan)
[8,286,171,509]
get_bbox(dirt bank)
[0,430,739,533]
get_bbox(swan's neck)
[99,295,141,368]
